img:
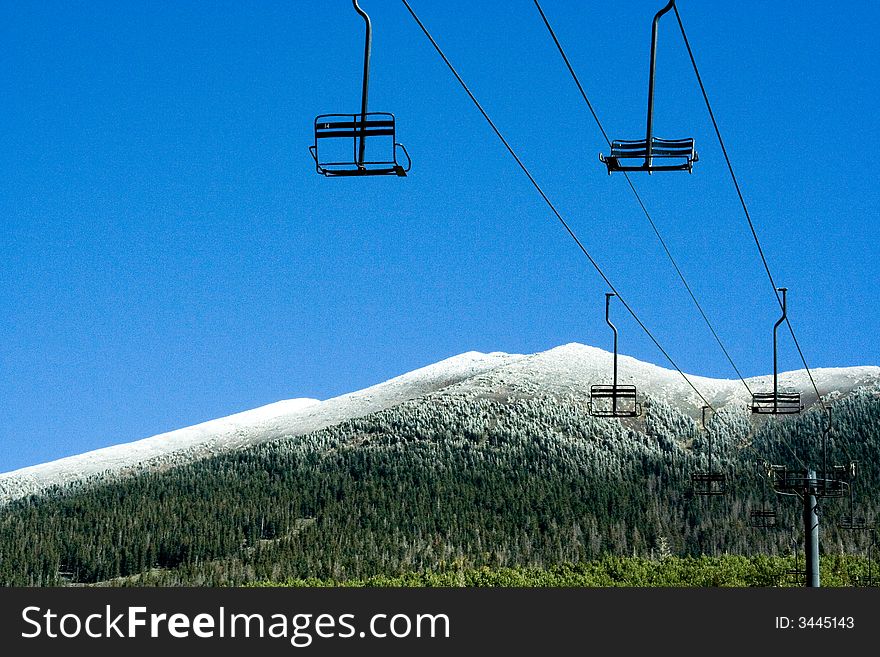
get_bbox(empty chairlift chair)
[599,0,698,174]
[590,293,642,418]
[751,288,804,415]
[601,138,697,174]
[309,1,411,177]
[838,460,870,529]
[855,534,879,587]
[312,113,410,177]
[749,509,777,529]
[813,408,848,499]
[749,461,777,529]
[691,406,725,496]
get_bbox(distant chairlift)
[599,0,698,174]
[765,408,848,500]
[692,406,725,496]
[751,288,804,415]
[749,461,777,529]
[839,461,871,530]
[310,1,411,177]
[590,293,642,418]
[815,408,848,499]
[784,537,806,586]
[855,532,879,587]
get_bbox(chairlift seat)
[751,391,803,415]
[839,516,872,531]
[853,575,877,588]
[784,569,806,586]
[769,465,801,493]
[589,384,641,418]
[600,137,697,174]
[768,465,842,496]
[310,112,411,177]
[749,509,777,528]
[692,471,726,496]
[815,472,847,498]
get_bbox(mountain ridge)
[1,342,877,504]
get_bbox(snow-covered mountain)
[1,343,877,504]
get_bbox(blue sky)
[2,0,878,471]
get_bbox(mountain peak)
[1,344,877,505]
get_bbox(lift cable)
[401,0,808,472]
[400,0,713,410]
[532,0,753,398]
[532,0,807,474]
[671,4,824,412]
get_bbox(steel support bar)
[352,0,372,167]
[703,405,712,475]
[772,287,787,415]
[605,293,618,416]
[645,0,676,170]
[805,470,820,587]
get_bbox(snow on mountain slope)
[0,350,524,504]
[442,343,880,416]
[1,344,877,504]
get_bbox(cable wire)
[401,0,808,473]
[528,0,818,473]
[671,4,825,412]
[532,0,753,398]
[400,0,713,410]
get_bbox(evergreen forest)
[0,387,878,586]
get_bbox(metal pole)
[606,293,618,415]
[645,0,676,170]
[805,469,820,587]
[703,405,712,475]
[352,0,372,167]
[821,408,831,482]
[772,287,787,415]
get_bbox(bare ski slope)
[1,344,877,504]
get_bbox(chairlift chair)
[310,1,411,177]
[857,534,879,587]
[769,464,802,494]
[839,461,871,529]
[782,538,806,586]
[749,461,777,528]
[839,515,872,531]
[749,509,777,529]
[813,410,849,498]
[692,406,726,496]
[589,384,640,418]
[311,113,410,177]
[751,391,802,415]
[589,293,642,418]
[815,469,847,498]
[599,0,698,174]
[601,138,697,174]
[784,567,806,586]
[751,288,804,415]
[769,463,846,499]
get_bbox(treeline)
[0,388,877,586]
[250,554,878,588]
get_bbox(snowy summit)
[0,343,877,505]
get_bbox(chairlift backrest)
[311,113,410,177]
